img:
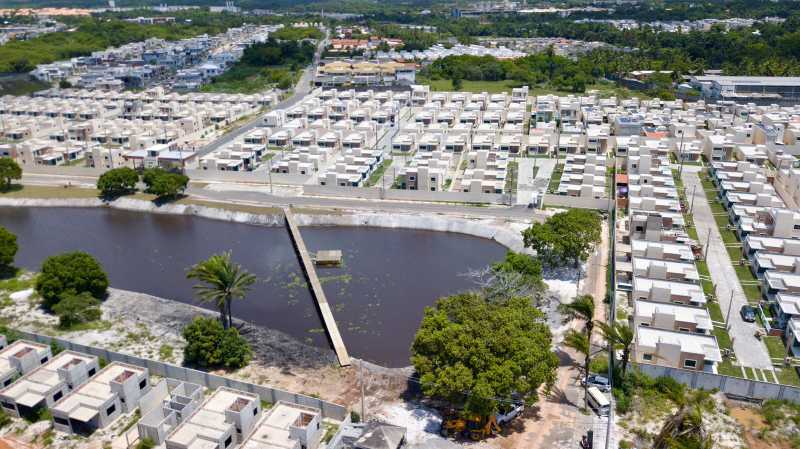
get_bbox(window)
[642,353,654,361]
[224,436,233,447]
[678,327,690,332]
[88,368,96,377]
[54,416,69,426]
[53,391,63,402]
[684,359,697,369]
[640,323,650,327]
[40,356,48,364]
[3,379,10,387]
[1,401,14,410]
[106,404,116,416]
[139,379,147,390]
[253,408,258,416]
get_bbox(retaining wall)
[303,184,509,204]
[542,194,611,211]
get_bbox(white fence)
[542,194,612,211]
[11,329,349,420]
[303,184,511,204]
[634,363,800,403]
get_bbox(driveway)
[683,170,774,370]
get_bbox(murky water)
[0,207,505,367]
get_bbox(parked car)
[740,305,757,323]
[581,374,611,392]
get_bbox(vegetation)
[135,437,156,449]
[0,15,264,74]
[142,168,189,200]
[491,251,544,291]
[522,209,602,267]
[410,292,558,418]
[182,316,252,370]
[201,38,315,93]
[0,226,17,271]
[97,167,139,199]
[186,252,257,330]
[35,251,109,310]
[559,294,596,406]
[597,321,635,378]
[270,26,323,41]
[0,158,22,191]
[52,291,103,329]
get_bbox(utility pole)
[268,157,273,194]
[703,229,712,260]
[725,290,734,330]
[677,131,686,178]
[689,184,696,214]
[360,361,366,421]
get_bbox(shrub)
[0,157,22,191]
[0,226,17,269]
[135,437,155,449]
[35,251,108,309]
[350,411,361,423]
[97,167,139,198]
[182,316,251,369]
[52,292,102,329]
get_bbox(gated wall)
[11,329,348,420]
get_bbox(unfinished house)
[0,340,52,388]
[138,379,204,445]
[51,362,150,435]
[0,351,98,420]
[165,387,262,449]
[240,402,323,449]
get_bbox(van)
[587,386,610,417]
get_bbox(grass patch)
[504,161,518,194]
[159,344,175,362]
[763,336,788,360]
[712,327,733,351]
[0,185,100,199]
[743,366,755,379]
[363,159,392,187]
[547,163,564,193]
[773,366,800,386]
[717,359,741,377]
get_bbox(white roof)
[0,351,95,404]
[167,388,259,447]
[635,300,713,330]
[637,326,722,362]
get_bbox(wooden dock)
[283,208,351,367]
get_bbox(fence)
[633,363,800,403]
[303,184,510,204]
[542,193,612,211]
[186,168,309,186]
[11,329,349,420]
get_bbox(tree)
[451,77,463,91]
[522,209,602,267]
[563,329,592,408]
[558,294,596,335]
[653,400,712,449]
[186,252,256,330]
[0,158,22,191]
[491,251,544,291]
[97,167,139,199]
[411,293,558,418]
[52,292,102,329]
[597,321,634,379]
[58,79,72,89]
[142,168,189,199]
[182,316,252,369]
[35,252,108,309]
[0,226,17,270]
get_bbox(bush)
[97,167,139,198]
[35,251,108,309]
[182,316,251,369]
[52,292,102,329]
[0,226,17,269]
[135,437,155,449]
[143,168,189,199]
[350,411,361,423]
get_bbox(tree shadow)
[0,265,20,280]
[0,184,23,194]
[152,193,188,207]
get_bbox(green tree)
[597,321,635,379]
[0,157,22,191]
[186,252,257,330]
[142,168,189,199]
[0,226,17,270]
[563,329,592,408]
[411,293,558,418]
[52,292,102,329]
[491,251,544,291]
[96,167,139,199]
[522,209,602,267]
[558,294,596,335]
[35,252,108,309]
[451,77,463,91]
[135,438,156,449]
[182,316,252,369]
[58,79,72,89]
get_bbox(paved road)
[516,158,554,205]
[683,170,774,370]
[197,29,329,157]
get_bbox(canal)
[0,207,506,367]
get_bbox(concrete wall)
[633,363,800,403]
[11,330,348,421]
[542,194,611,211]
[303,185,510,205]
[186,169,309,185]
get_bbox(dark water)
[0,207,505,367]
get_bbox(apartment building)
[52,362,150,435]
[0,351,98,419]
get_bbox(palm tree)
[558,294,596,335]
[596,321,635,379]
[563,329,592,407]
[186,252,257,330]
